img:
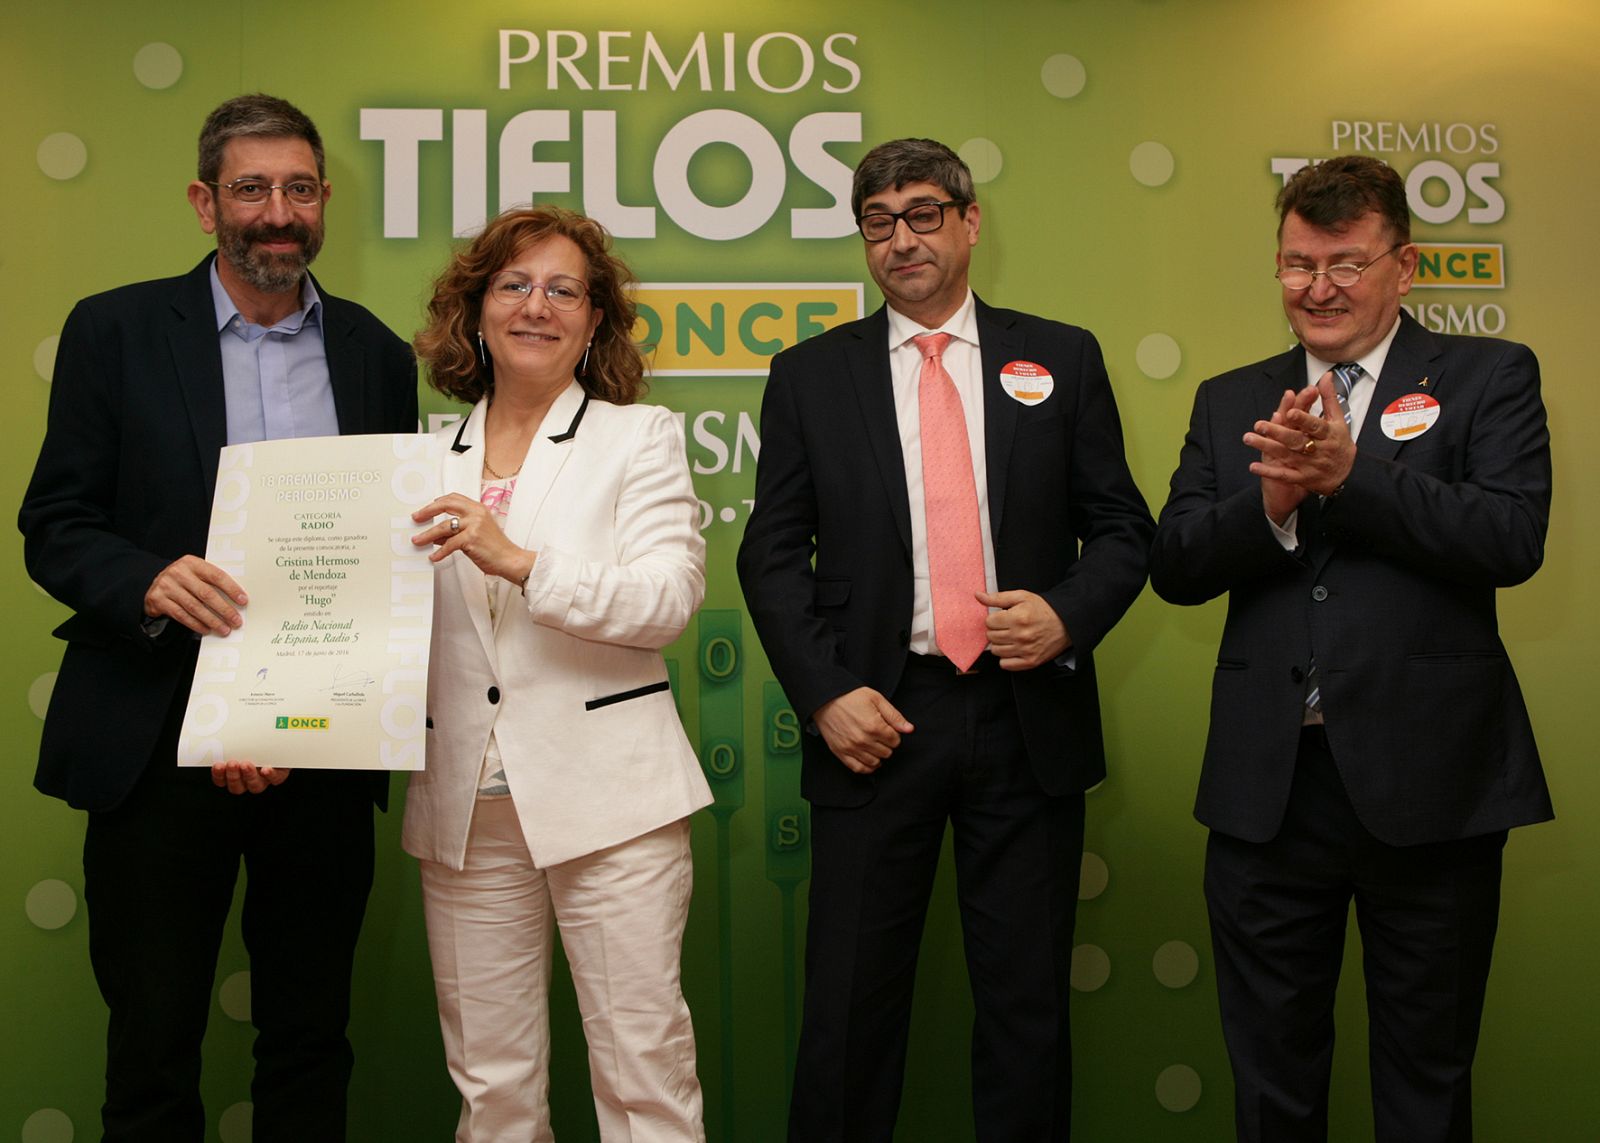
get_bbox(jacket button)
[487,686,500,704]
[1311,585,1329,601]
[1289,667,1305,684]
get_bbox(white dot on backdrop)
[133,42,183,89]
[1040,53,1087,99]
[219,971,252,1022]
[37,133,88,181]
[1129,141,1175,187]
[719,506,737,523]
[29,672,58,719]
[219,1102,253,1143]
[1070,943,1110,992]
[1155,1063,1203,1112]
[25,879,78,930]
[1078,851,1109,900]
[21,1107,74,1143]
[958,137,1003,184]
[1152,939,1200,988]
[1136,333,1182,379]
[35,334,60,382]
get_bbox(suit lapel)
[1357,314,1441,464]
[975,297,1022,540]
[490,382,586,628]
[441,401,499,665]
[847,308,913,557]
[169,258,229,500]
[316,278,367,435]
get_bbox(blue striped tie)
[1330,361,1361,429]
[1304,362,1362,718]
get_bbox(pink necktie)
[915,332,987,671]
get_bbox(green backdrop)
[5,2,1595,1140]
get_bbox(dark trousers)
[1205,726,1505,1143]
[789,655,1086,1143]
[83,737,377,1143]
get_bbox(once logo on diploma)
[177,433,443,771]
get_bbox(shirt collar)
[887,289,978,352]
[209,257,323,336]
[1304,313,1402,385]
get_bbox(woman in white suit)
[406,206,713,1142]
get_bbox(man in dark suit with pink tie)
[738,137,1153,1143]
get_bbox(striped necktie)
[1304,361,1363,719]
[1329,361,1361,429]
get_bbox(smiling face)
[190,136,327,297]
[1278,209,1416,363]
[479,235,604,393]
[860,179,980,329]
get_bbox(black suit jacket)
[1149,313,1554,846]
[737,297,1153,807]
[19,256,418,812]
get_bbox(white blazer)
[402,383,713,869]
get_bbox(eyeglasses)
[856,200,965,243]
[207,178,325,207]
[1276,244,1403,290]
[486,272,590,311]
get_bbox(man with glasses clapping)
[1150,155,1553,1143]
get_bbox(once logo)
[274,716,331,730]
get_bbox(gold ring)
[1300,439,1317,455]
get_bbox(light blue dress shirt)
[208,260,340,445]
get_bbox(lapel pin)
[1418,377,1430,388]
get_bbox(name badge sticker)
[1000,360,1054,406]
[1380,393,1441,441]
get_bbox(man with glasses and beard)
[19,94,416,1143]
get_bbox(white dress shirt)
[886,291,999,657]
[1271,314,1403,550]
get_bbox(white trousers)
[420,800,705,1143]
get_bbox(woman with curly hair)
[405,206,710,1142]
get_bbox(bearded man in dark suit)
[20,93,416,1143]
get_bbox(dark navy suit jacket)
[737,296,1153,807]
[20,256,418,812]
[1150,312,1553,845]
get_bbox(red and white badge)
[1379,392,1441,441]
[1000,360,1054,406]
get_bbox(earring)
[476,331,488,368]
[578,341,592,377]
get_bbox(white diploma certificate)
[177,433,443,771]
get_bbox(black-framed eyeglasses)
[206,178,326,207]
[856,200,965,243]
[486,272,590,311]
[1276,244,1403,290]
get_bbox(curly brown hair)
[415,206,646,405]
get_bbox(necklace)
[482,455,522,480]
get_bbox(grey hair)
[197,93,325,184]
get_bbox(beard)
[215,213,325,295]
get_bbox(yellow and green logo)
[1414,243,1504,289]
[275,716,330,730]
[633,283,863,375]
